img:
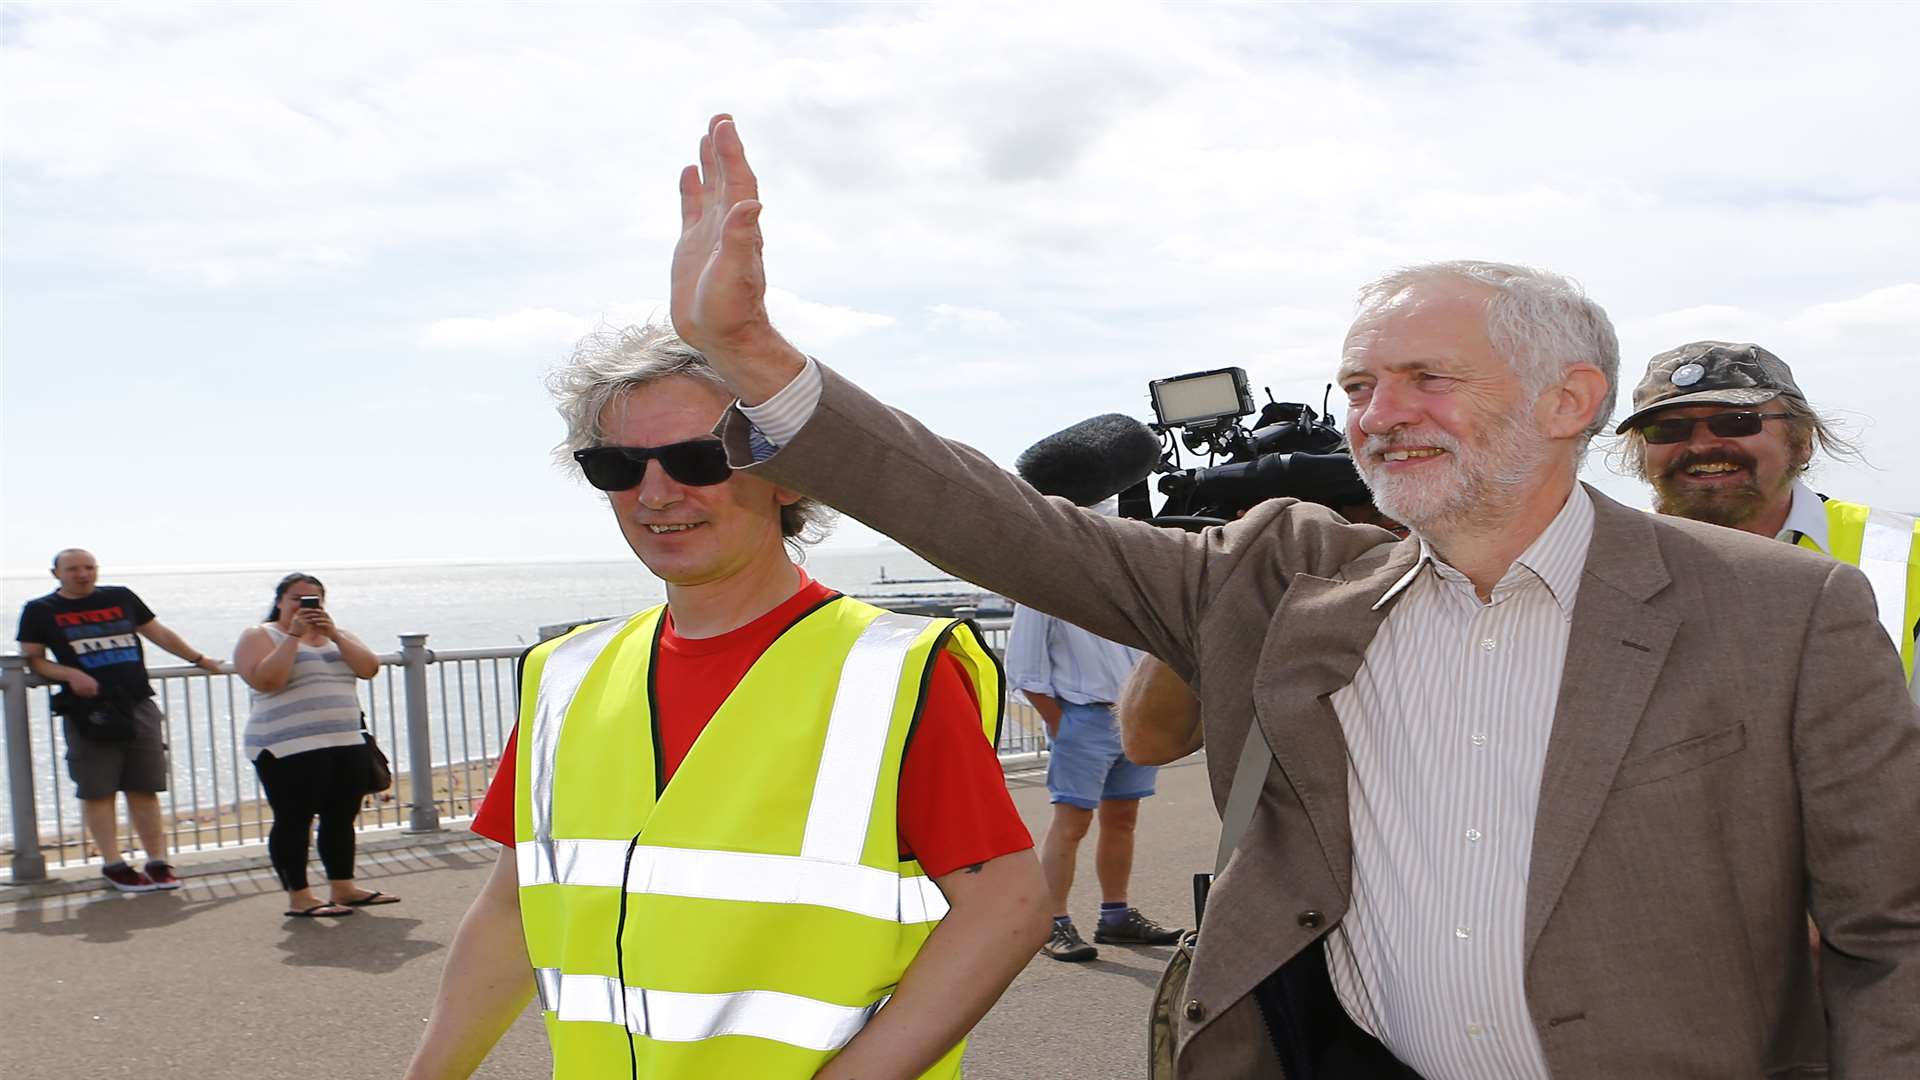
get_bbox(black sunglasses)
[572,439,731,491]
[1639,411,1792,446]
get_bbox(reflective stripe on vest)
[515,838,950,923]
[1857,507,1917,656]
[803,614,930,864]
[532,969,887,1051]
[527,616,629,885]
[1810,499,1920,684]
[523,606,953,1059]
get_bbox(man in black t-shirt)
[16,549,224,892]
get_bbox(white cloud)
[417,293,875,357]
[423,308,590,350]
[766,288,895,342]
[927,304,1015,336]
[1621,305,1763,352]
[1789,284,1920,338]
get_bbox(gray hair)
[545,323,835,548]
[1613,392,1866,479]
[1355,260,1621,455]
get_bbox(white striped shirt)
[1004,604,1144,705]
[1325,485,1593,1080]
[740,358,824,455]
[243,627,368,760]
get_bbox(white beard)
[1358,407,1550,534]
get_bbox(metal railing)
[3,616,1046,883]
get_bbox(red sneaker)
[102,863,159,893]
[144,862,182,890]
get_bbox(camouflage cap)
[1614,341,1806,434]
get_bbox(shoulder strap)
[1215,720,1272,875]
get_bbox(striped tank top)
[244,626,368,760]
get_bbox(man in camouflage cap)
[1618,340,1920,693]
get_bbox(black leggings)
[254,744,368,892]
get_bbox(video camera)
[1014,366,1373,530]
[1132,366,1369,528]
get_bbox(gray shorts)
[65,697,169,801]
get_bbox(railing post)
[2,654,48,883]
[400,633,441,833]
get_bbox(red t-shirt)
[469,575,1031,878]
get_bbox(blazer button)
[1297,910,1325,929]
[1184,999,1205,1022]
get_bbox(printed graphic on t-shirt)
[16,587,157,704]
[59,616,142,668]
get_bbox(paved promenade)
[0,754,1217,1079]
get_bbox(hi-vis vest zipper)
[513,594,1003,1079]
[1796,499,1920,687]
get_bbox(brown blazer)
[729,364,1920,1078]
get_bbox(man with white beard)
[670,114,1919,1078]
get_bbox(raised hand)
[669,114,806,403]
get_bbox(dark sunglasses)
[572,439,731,491]
[1638,411,1792,445]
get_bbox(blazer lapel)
[1252,536,1421,896]
[1525,487,1679,958]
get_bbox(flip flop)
[286,903,354,918]
[343,890,401,907]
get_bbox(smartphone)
[298,595,322,610]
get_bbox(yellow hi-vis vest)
[1795,499,1920,684]
[513,594,1004,1079]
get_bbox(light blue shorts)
[1046,701,1159,809]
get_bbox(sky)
[4,2,1917,574]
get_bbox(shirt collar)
[1373,485,1596,618]
[1775,480,1829,550]
[1375,536,1437,610]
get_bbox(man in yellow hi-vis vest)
[405,325,1049,1079]
[1618,340,1919,698]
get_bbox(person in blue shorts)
[1007,547,1186,962]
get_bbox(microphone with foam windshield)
[1014,413,1163,507]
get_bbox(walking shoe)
[1041,919,1098,962]
[144,862,182,890]
[1093,907,1185,945]
[101,863,159,893]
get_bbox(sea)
[0,547,1007,845]
[0,546,987,659]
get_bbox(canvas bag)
[1148,721,1273,1078]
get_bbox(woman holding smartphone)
[232,572,398,918]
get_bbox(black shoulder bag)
[67,691,139,743]
[361,715,394,793]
